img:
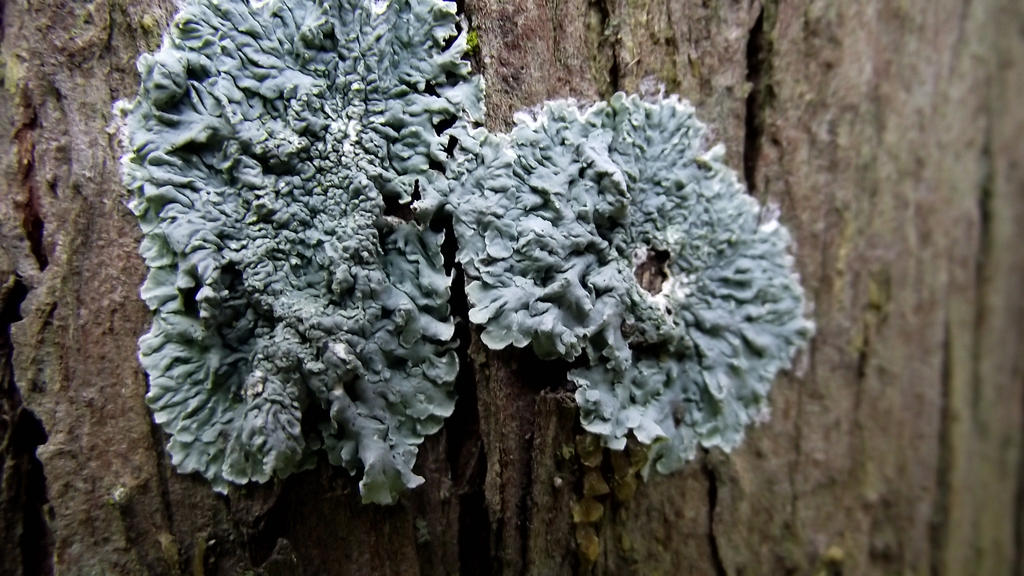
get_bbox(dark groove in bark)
[1016,361,1024,576]
[439,212,492,576]
[14,105,48,272]
[248,496,288,568]
[1,275,55,576]
[703,454,727,576]
[14,409,51,576]
[147,418,177,545]
[1016,332,1024,576]
[589,0,620,95]
[742,1,775,196]
[518,429,535,575]
[21,195,47,272]
[930,314,953,576]
[608,48,620,93]
[970,132,993,432]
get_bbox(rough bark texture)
[1,0,1022,574]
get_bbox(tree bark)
[1,0,1022,574]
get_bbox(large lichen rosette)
[451,93,813,473]
[121,0,481,503]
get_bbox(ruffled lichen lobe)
[451,93,813,473]
[121,0,481,503]
[123,0,809,501]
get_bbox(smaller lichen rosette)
[121,0,481,503]
[451,94,813,473]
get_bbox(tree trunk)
[1,0,1022,574]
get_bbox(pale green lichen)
[450,94,813,473]
[121,0,481,504]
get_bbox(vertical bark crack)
[14,105,48,272]
[703,453,727,576]
[588,0,620,96]
[147,419,177,546]
[1015,348,1024,576]
[438,212,493,576]
[970,133,993,432]
[742,1,776,196]
[517,429,536,575]
[930,314,953,576]
[1,275,55,576]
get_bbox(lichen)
[124,0,811,504]
[120,0,481,504]
[450,93,813,473]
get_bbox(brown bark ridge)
[0,0,1022,574]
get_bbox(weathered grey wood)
[0,0,1021,574]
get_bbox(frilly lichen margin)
[120,0,813,504]
[118,0,482,504]
[449,94,814,474]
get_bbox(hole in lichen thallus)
[180,284,201,317]
[382,185,421,222]
[634,249,670,294]
[443,135,458,159]
[433,115,458,136]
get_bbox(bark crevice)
[970,131,993,432]
[930,313,953,576]
[742,1,775,196]
[14,103,48,272]
[703,454,727,576]
[439,213,493,576]
[588,0,620,96]
[147,420,177,551]
[1,275,55,576]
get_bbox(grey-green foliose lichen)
[120,0,482,504]
[123,0,812,504]
[450,94,813,473]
